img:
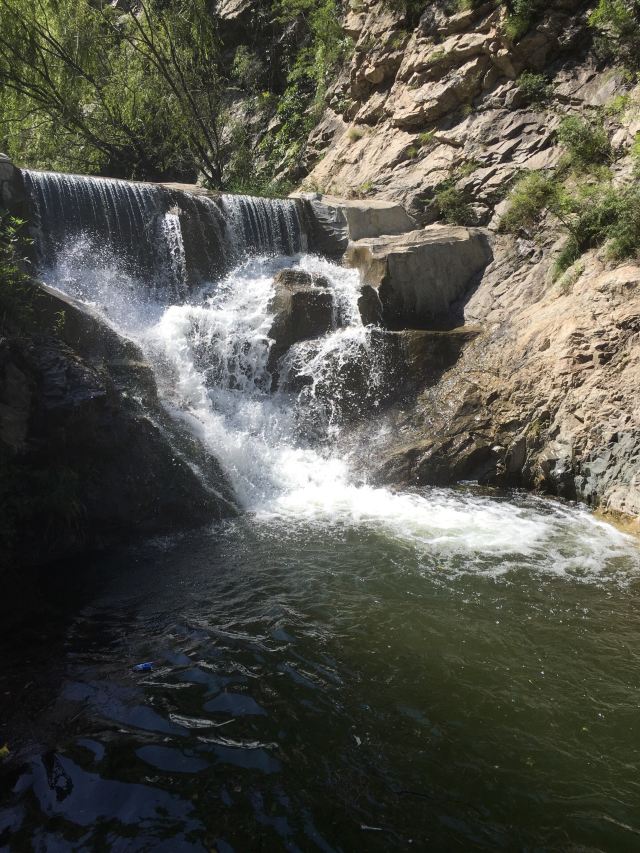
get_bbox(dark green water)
[2,491,640,852]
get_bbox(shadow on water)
[1,503,640,852]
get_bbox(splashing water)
[33,231,640,584]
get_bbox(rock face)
[297,0,593,224]
[285,0,640,524]
[0,154,30,238]
[298,193,418,257]
[267,269,335,374]
[1,282,236,573]
[372,246,640,522]
[346,226,493,329]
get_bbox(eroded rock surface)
[346,226,493,328]
[372,246,640,521]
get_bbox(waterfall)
[22,169,307,293]
[20,167,638,572]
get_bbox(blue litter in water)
[132,662,154,672]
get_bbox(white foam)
[42,243,640,583]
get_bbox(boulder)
[1,281,236,576]
[267,269,334,373]
[345,225,493,329]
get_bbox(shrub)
[553,184,640,276]
[605,94,631,116]
[557,116,612,168]
[517,71,551,106]
[498,171,561,232]
[434,186,473,225]
[406,145,419,159]
[503,0,542,41]
[0,210,33,330]
[589,0,640,71]
[347,126,365,142]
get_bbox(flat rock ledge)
[295,192,418,257]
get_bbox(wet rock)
[357,284,383,325]
[267,269,334,373]
[1,282,236,571]
[280,326,477,426]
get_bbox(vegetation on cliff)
[500,109,640,275]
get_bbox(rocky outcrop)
[298,193,418,256]
[372,245,640,522]
[346,225,493,328]
[298,0,593,223]
[267,269,334,374]
[1,282,236,573]
[287,0,640,523]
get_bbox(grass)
[557,115,612,169]
[346,126,365,143]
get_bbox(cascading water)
[23,169,306,292]
[21,167,640,576]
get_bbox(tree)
[0,0,226,185]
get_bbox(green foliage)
[434,186,473,225]
[500,169,640,276]
[426,49,447,65]
[589,0,640,71]
[498,171,562,232]
[553,183,640,275]
[457,0,545,42]
[259,0,351,177]
[231,46,264,92]
[517,71,551,106]
[631,132,640,173]
[0,209,33,330]
[457,158,479,178]
[0,0,225,184]
[418,130,437,148]
[502,0,543,42]
[557,116,612,169]
[406,144,419,159]
[605,94,631,116]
